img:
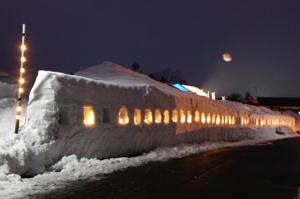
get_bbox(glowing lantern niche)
[144,109,153,125]
[206,113,211,124]
[222,52,232,62]
[134,109,142,125]
[155,109,162,124]
[228,116,232,125]
[221,115,225,125]
[187,110,192,124]
[180,110,186,124]
[172,110,178,123]
[216,115,221,125]
[201,113,206,124]
[118,106,129,125]
[232,116,235,125]
[163,110,170,124]
[211,114,216,124]
[256,119,259,126]
[194,111,200,122]
[83,106,96,127]
[225,116,229,125]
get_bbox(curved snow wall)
[23,71,297,164]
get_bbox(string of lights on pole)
[15,24,27,134]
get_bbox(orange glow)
[221,115,224,125]
[163,110,170,124]
[187,110,192,124]
[20,67,25,73]
[216,115,221,125]
[222,53,232,62]
[19,78,25,84]
[20,45,27,51]
[16,114,21,120]
[134,109,141,125]
[83,106,96,127]
[118,106,129,125]
[21,56,26,62]
[16,106,22,112]
[172,110,178,123]
[225,116,228,125]
[232,116,235,125]
[212,114,216,124]
[228,116,232,125]
[19,88,24,93]
[201,113,206,124]
[194,111,200,122]
[206,113,211,124]
[155,109,162,124]
[180,110,186,123]
[144,109,153,125]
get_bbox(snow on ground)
[0,140,276,199]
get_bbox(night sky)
[0,0,299,97]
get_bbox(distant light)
[298,111,300,115]
[222,96,226,101]
[171,84,189,92]
[222,53,232,62]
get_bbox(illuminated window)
[83,106,95,127]
[155,109,162,124]
[212,114,216,124]
[201,113,206,124]
[172,110,178,123]
[194,111,200,122]
[228,116,232,125]
[216,115,221,125]
[187,110,192,124]
[241,117,244,125]
[118,106,130,125]
[206,113,211,124]
[180,109,186,123]
[163,110,170,124]
[256,119,259,126]
[144,109,153,125]
[134,109,142,125]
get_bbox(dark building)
[258,97,300,114]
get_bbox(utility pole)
[15,24,27,134]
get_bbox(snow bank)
[1,61,293,177]
[0,61,298,197]
[0,140,280,199]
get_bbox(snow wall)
[13,62,297,176]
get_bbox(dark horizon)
[1,0,299,97]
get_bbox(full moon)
[222,53,232,62]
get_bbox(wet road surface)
[38,138,300,199]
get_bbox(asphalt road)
[38,137,300,199]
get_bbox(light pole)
[15,24,27,134]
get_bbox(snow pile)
[0,61,298,198]
[0,140,273,199]
[2,61,293,177]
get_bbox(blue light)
[171,83,189,92]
